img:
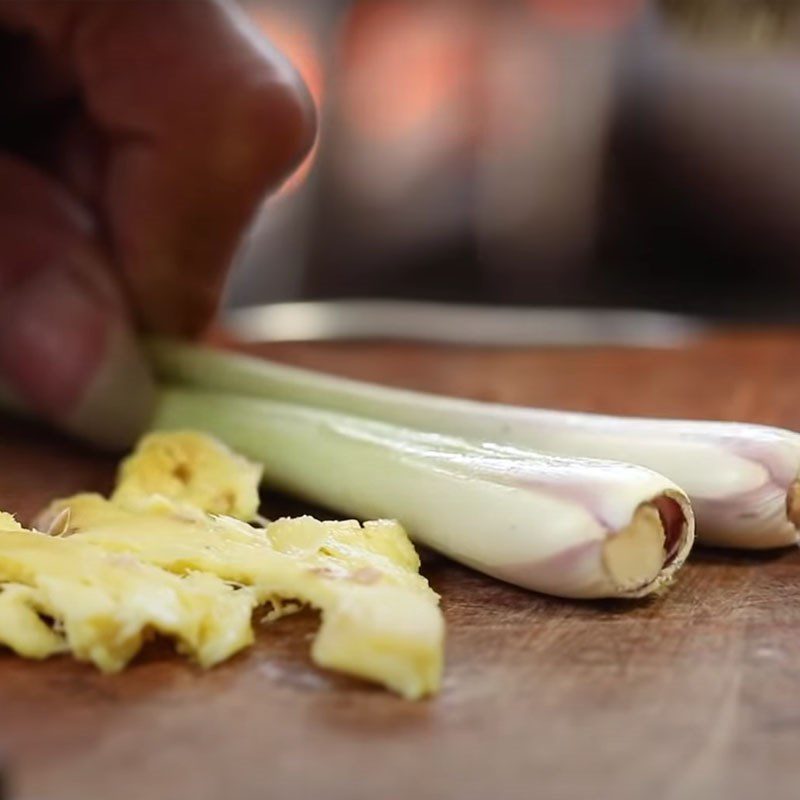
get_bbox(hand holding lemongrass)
[0,0,315,447]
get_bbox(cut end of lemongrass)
[786,480,800,533]
[602,495,691,597]
[603,504,665,593]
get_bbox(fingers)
[3,0,317,335]
[0,155,156,448]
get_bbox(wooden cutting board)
[3,333,800,800]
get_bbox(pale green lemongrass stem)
[153,387,694,600]
[149,340,800,549]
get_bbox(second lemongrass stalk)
[154,387,694,600]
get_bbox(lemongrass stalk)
[150,340,800,549]
[153,387,693,599]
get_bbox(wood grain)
[3,333,800,800]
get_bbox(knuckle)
[235,70,318,188]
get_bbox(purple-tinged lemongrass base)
[689,439,800,549]
[489,493,692,600]
[691,477,800,550]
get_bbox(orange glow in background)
[340,2,475,144]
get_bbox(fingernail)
[0,264,156,450]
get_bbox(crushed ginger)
[0,431,443,699]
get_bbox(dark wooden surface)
[3,332,800,800]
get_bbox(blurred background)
[227,0,800,324]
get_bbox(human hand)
[0,0,315,447]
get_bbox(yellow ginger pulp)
[111,430,263,520]
[0,431,443,698]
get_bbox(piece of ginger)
[39,494,443,699]
[0,525,256,671]
[111,430,263,521]
[0,430,443,698]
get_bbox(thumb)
[0,157,155,449]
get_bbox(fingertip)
[64,320,158,451]
[0,244,156,450]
